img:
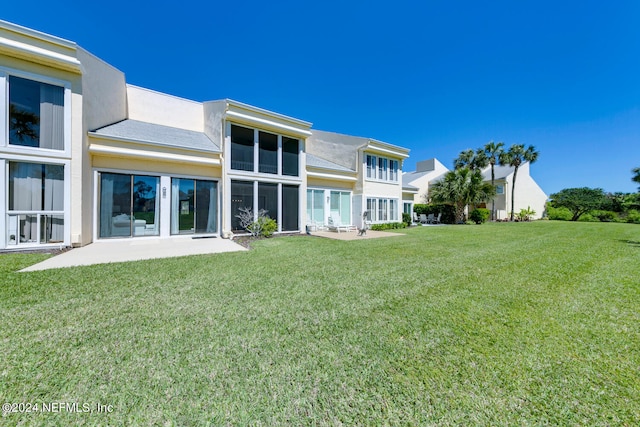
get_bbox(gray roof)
[402,171,429,186]
[306,153,355,173]
[482,164,515,180]
[91,119,220,153]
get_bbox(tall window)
[231,180,254,231]
[259,131,278,174]
[171,178,217,235]
[306,189,325,224]
[231,125,254,171]
[365,154,399,182]
[330,191,351,225]
[282,185,299,231]
[282,137,299,176]
[7,162,64,245]
[99,173,161,238]
[9,76,64,150]
[366,197,399,222]
[366,155,377,179]
[258,183,278,220]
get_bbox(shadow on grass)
[619,239,640,247]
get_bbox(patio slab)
[21,236,247,271]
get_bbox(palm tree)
[429,167,496,223]
[454,148,489,171]
[483,141,504,221]
[633,167,640,191]
[499,144,539,221]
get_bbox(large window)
[8,76,64,150]
[232,180,299,232]
[366,197,399,222]
[306,189,325,224]
[171,178,217,235]
[259,131,278,174]
[282,137,299,176]
[330,191,351,225]
[99,173,161,238]
[7,161,64,245]
[365,154,399,182]
[231,180,254,231]
[282,185,299,231]
[230,124,299,177]
[231,125,254,171]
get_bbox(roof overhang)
[306,168,358,182]
[0,20,81,74]
[225,99,312,139]
[361,139,410,159]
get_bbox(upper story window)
[366,154,399,182]
[8,76,65,150]
[496,185,504,195]
[230,124,300,177]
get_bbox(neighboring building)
[404,158,547,220]
[0,20,410,251]
[479,162,548,220]
[402,158,449,205]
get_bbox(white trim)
[226,111,312,138]
[88,143,221,166]
[306,170,357,182]
[0,36,81,73]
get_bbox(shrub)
[592,210,618,222]
[470,208,490,224]
[258,217,278,237]
[402,213,412,226]
[236,207,277,237]
[546,204,573,221]
[370,222,407,231]
[626,209,640,224]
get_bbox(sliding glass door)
[171,178,217,235]
[99,173,160,238]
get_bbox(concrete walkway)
[21,236,247,272]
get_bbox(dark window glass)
[282,137,299,176]
[231,125,254,171]
[259,131,278,174]
[258,183,278,223]
[231,180,254,231]
[195,180,217,233]
[282,185,299,231]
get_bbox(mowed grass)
[1,222,639,426]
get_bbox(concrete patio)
[21,236,247,272]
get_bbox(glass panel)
[313,190,324,224]
[330,191,340,220]
[100,173,132,238]
[340,192,351,225]
[258,182,278,222]
[282,137,299,176]
[282,185,299,231]
[378,158,387,181]
[40,214,64,243]
[9,162,64,211]
[378,199,388,221]
[231,124,254,171]
[195,180,217,233]
[177,179,195,234]
[390,200,397,221]
[366,198,376,221]
[366,155,376,179]
[496,185,504,194]
[231,180,254,231]
[9,76,64,150]
[259,131,278,174]
[306,189,312,221]
[133,175,159,236]
[19,214,38,243]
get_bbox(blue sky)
[4,1,640,194]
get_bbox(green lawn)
[1,222,639,425]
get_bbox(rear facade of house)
[0,20,409,251]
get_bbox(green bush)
[626,209,640,224]
[578,213,595,222]
[470,208,490,224]
[370,222,407,231]
[402,213,412,226]
[546,203,573,221]
[592,210,618,222]
[248,217,277,237]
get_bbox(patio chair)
[426,213,435,224]
[327,216,350,233]
[412,212,419,223]
[419,214,428,224]
[433,213,442,224]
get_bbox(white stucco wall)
[127,85,204,132]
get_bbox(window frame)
[1,68,71,158]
